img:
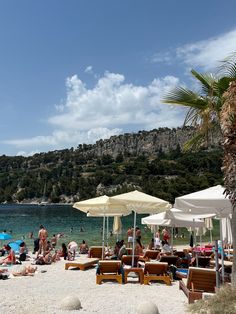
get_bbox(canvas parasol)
[113,216,122,241]
[112,190,171,265]
[73,195,130,258]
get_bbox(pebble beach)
[1,256,188,314]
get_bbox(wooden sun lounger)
[159,255,179,266]
[65,258,99,271]
[139,250,160,262]
[179,267,216,304]
[88,246,103,259]
[143,262,171,285]
[96,260,122,284]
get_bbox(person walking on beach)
[127,227,133,248]
[38,225,48,254]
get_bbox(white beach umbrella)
[73,195,131,258]
[174,185,232,283]
[141,208,205,228]
[112,190,171,265]
[174,185,232,217]
[142,208,205,250]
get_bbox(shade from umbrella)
[0,233,12,240]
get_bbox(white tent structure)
[112,190,171,265]
[174,185,232,283]
[142,208,205,250]
[175,185,232,217]
[73,195,131,257]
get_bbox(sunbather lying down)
[12,265,37,277]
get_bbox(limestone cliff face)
[77,127,220,158]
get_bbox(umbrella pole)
[210,229,213,244]
[215,240,220,288]
[102,215,105,260]
[106,216,109,249]
[171,226,174,253]
[220,218,225,284]
[132,211,137,267]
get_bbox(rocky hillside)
[0,127,222,204]
[77,126,220,158]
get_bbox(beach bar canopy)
[73,195,131,257]
[112,190,171,265]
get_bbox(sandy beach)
[1,256,188,314]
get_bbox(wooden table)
[65,258,99,271]
[124,267,144,284]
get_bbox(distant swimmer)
[29,232,34,239]
[70,227,73,233]
[80,227,85,232]
[56,233,64,239]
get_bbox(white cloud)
[84,65,93,74]
[177,28,236,71]
[3,72,186,154]
[152,28,236,72]
[151,51,172,65]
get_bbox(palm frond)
[183,107,201,126]
[162,87,207,110]
[218,52,236,78]
[191,70,218,95]
[214,77,234,97]
[183,133,205,151]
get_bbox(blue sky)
[1,1,236,156]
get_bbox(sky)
[1,0,236,157]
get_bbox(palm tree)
[220,81,236,287]
[162,53,236,287]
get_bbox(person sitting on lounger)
[0,244,16,265]
[118,240,127,260]
[79,240,89,254]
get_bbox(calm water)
[0,204,152,250]
[0,204,218,250]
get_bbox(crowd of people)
[0,224,174,269]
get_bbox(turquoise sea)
[0,204,218,250]
[0,204,152,250]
